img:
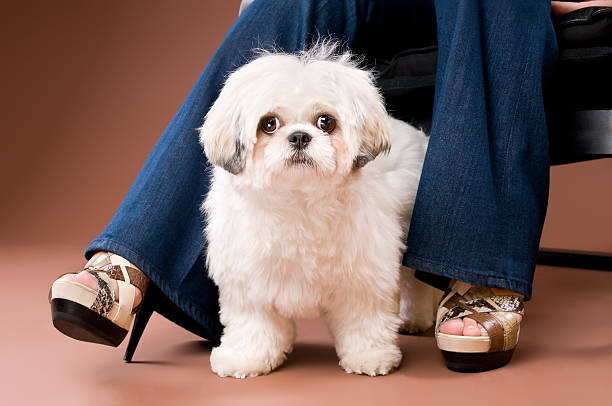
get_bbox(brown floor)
[2,245,611,406]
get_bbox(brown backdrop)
[1,0,611,254]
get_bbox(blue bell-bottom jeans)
[86,0,558,342]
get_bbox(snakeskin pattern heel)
[49,252,149,348]
[435,280,524,372]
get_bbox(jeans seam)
[500,58,530,201]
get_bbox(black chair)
[373,6,612,272]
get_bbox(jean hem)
[403,253,533,300]
[84,238,221,343]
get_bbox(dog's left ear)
[350,75,391,169]
[198,83,248,175]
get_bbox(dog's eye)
[316,115,336,133]
[261,116,280,134]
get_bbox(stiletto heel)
[123,283,219,362]
[124,283,157,362]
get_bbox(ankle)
[85,251,106,267]
[86,251,141,273]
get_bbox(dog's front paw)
[339,346,402,376]
[210,344,287,379]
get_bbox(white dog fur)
[199,44,440,378]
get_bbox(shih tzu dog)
[199,43,440,378]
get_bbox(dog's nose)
[287,131,311,150]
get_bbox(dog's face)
[199,46,390,189]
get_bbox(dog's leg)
[398,266,443,334]
[210,298,296,378]
[325,288,403,376]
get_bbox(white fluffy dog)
[199,44,440,378]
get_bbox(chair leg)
[537,248,612,271]
[123,283,158,362]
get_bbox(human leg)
[402,0,558,369]
[406,0,557,299]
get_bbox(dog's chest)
[207,188,369,310]
[204,168,407,318]
[253,196,356,272]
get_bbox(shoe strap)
[439,279,471,308]
[437,282,524,352]
[451,280,472,296]
[88,271,115,317]
[462,312,519,352]
[84,253,149,296]
[112,280,136,326]
[85,253,149,322]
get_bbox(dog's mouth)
[286,152,315,168]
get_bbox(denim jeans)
[86,0,558,342]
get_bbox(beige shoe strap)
[450,280,472,296]
[491,311,521,351]
[112,280,136,325]
[439,280,472,308]
[110,263,136,324]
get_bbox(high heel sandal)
[49,253,150,348]
[435,280,524,372]
[50,252,218,362]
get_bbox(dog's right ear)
[198,87,247,175]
